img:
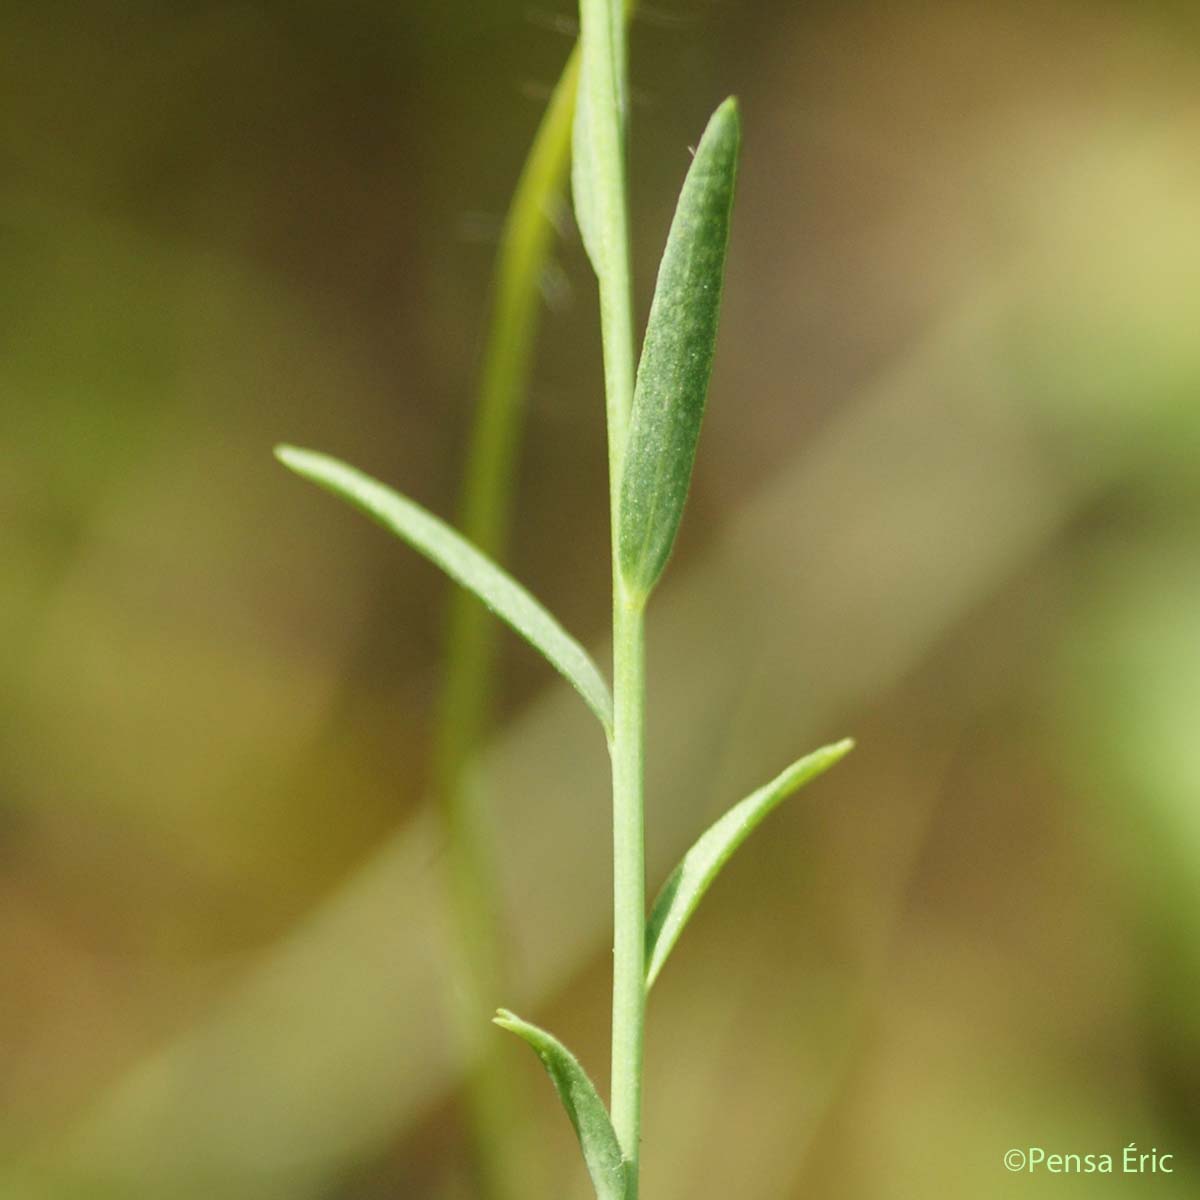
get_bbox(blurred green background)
[3,0,1199,1196]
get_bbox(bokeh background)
[4,0,1200,1196]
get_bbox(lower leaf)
[494,1009,629,1200]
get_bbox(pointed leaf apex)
[645,737,853,990]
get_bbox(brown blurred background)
[3,1,1200,1196]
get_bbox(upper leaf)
[494,1009,630,1200]
[618,98,741,600]
[645,738,853,991]
[275,446,613,736]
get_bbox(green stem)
[432,53,581,1200]
[580,0,637,461]
[578,0,644,1189]
[610,587,646,1186]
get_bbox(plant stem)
[578,0,645,1188]
[610,587,646,1188]
[580,0,637,458]
[432,54,581,1200]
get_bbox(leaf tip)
[709,95,741,145]
[791,735,855,781]
[274,443,306,471]
[823,738,855,772]
[493,1008,525,1037]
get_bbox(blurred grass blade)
[275,446,613,735]
[434,42,582,1200]
[494,1009,630,1200]
[618,98,741,599]
[644,738,853,991]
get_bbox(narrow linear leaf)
[619,97,741,599]
[275,446,613,735]
[645,738,853,991]
[494,1009,630,1200]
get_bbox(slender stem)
[579,0,645,1189]
[432,53,582,1200]
[610,587,646,1186]
[580,0,637,462]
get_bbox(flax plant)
[276,4,851,1195]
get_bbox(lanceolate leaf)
[494,1009,630,1200]
[618,97,741,599]
[275,446,613,735]
[645,738,853,991]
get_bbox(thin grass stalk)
[431,54,580,1200]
